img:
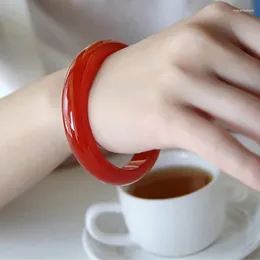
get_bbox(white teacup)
[85,150,246,257]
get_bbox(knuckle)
[202,1,232,19]
[178,25,211,57]
[210,1,232,11]
[167,65,190,91]
[208,1,232,12]
[183,25,207,40]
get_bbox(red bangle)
[62,41,160,185]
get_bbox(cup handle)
[224,182,248,203]
[85,202,133,246]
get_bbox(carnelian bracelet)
[62,41,160,185]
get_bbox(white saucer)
[82,184,260,260]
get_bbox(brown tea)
[128,166,212,199]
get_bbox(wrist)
[39,69,72,159]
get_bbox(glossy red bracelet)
[62,41,160,185]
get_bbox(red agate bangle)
[62,41,160,185]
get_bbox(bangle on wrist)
[62,40,160,185]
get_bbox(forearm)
[0,69,71,207]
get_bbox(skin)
[0,70,70,207]
[1,2,260,208]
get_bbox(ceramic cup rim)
[117,149,220,202]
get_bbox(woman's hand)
[89,2,260,190]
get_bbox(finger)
[200,3,260,56]
[167,109,260,190]
[211,42,260,95]
[198,2,260,92]
[182,76,260,142]
[229,10,260,58]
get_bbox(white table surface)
[0,166,117,259]
[1,138,260,259]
